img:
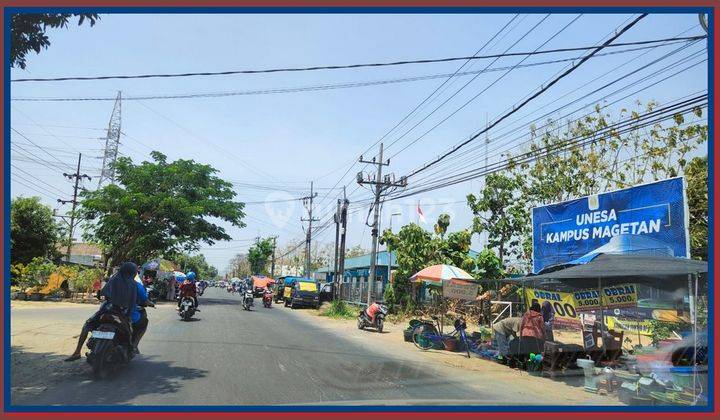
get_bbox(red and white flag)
[416,203,427,224]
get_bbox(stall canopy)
[251,275,275,289]
[534,254,707,279]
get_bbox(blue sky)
[9,12,709,272]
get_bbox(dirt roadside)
[292,307,622,405]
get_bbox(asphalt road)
[13,288,499,406]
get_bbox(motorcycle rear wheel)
[90,340,115,380]
[357,317,364,330]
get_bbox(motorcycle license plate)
[91,331,115,340]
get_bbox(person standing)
[541,301,556,342]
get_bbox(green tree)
[685,156,708,260]
[172,252,215,279]
[474,248,504,280]
[79,151,245,268]
[248,238,275,275]
[381,224,433,306]
[467,173,529,267]
[11,196,62,264]
[380,215,476,307]
[11,13,99,69]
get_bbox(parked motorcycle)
[357,302,388,333]
[242,290,254,311]
[179,296,196,321]
[86,305,134,379]
[262,290,273,308]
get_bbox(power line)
[388,96,706,199]
[311,14,536,215]
[404,14,649,180]
[408,43,706,187]
[11,128,76,171]
[14,41,696,103]
[386,14,581,159]
[10,35,703,83]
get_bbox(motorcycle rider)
[178,271,199,311]
[65,262,138,362]
[365,301,383,325]
[263,287,273,304]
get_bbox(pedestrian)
[166,276,176,301]
[541,300,556,342]
[492,316,521,360]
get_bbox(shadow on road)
[11,346,209,406]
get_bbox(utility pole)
[357,143,407,305]
[57,153,92,261]
[270,236,277,279]
[333,199,341,282]
[301,181,318,278]
[336,187,349,299]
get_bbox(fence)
[337,278,385,306]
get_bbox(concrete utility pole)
[333,199,341,281]
[357,143,407,305]
[301,181,319,278]
[270,236,277,278]
[336,187,349,299]
[57,153,92,261]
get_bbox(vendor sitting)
[492,316,521,360]
[518,301,546,357]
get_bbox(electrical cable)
[10,35,702,83]
[404,14,649,180]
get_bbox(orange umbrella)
[410,264,475,286]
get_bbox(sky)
[9,13,709,273]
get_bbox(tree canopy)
[11,13,99,69]
[686,155,708,261]
[79,151,245,267]
[248,238,275,275]
[172,252,217,279]
[11,196,62,264]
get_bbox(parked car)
[286,277,319,309]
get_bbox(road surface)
[11,288,613,407]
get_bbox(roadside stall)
[407,264,484,350]
[251,275,275,297]
[514,253,707,405]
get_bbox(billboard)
[532,177,688,273]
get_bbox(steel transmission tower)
[98,91,122,188]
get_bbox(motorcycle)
[262,290,273,308]
[357,302,388,333]
[242,290,254,311]
[178,296,196,321]
[86,304,134,379]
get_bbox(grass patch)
[318,300,359,320]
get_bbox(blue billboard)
[532,177,689,274]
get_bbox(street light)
[388,212,402,285]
